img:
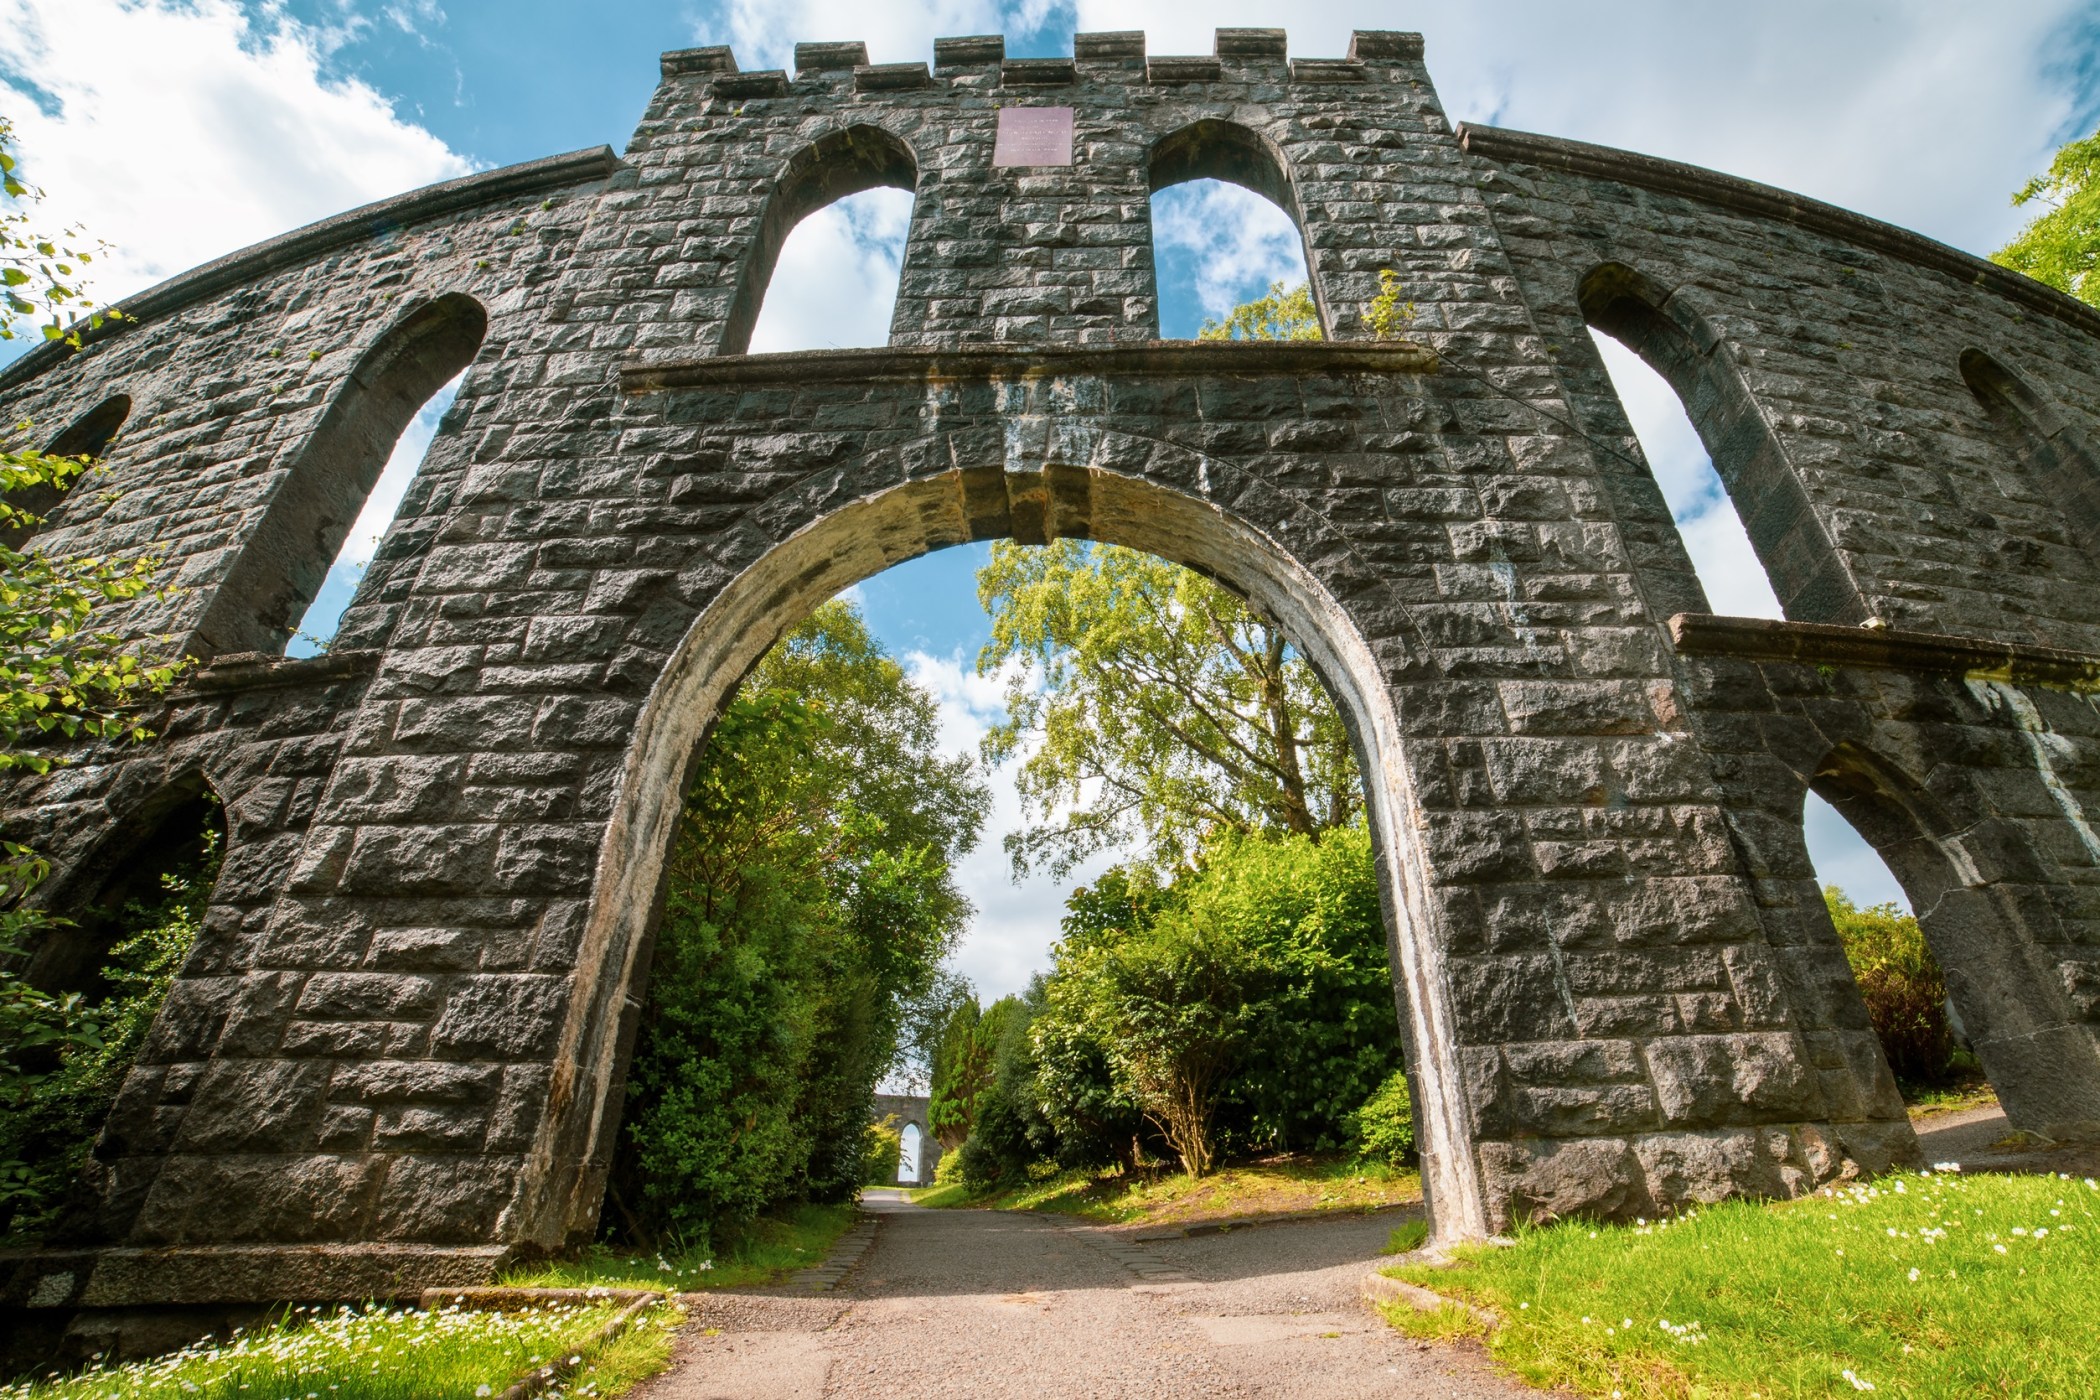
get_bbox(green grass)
[504,1202,859,1292]
[913,1154,1421,1227]
[1379,1169,2100,1398]
[1,1297,644,1399]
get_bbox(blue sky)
[6,0,2099,998]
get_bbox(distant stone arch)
[1809,737,2100,1139]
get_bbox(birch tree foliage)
[975,540,1361,880]
[1994,123,2100,309]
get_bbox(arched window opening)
[1807,743,2100,1142]
[3,393,132,550]
[189,292,487,659]
[897,1121,923,1185]
[1587,331,1782,619]
[721,125,918,356]
[1147,121,1320,340]
[1579,261,1862,624]
[745,189,915,354]
[26,777,223,1000]
[3,777,224,1237]
[1960,347,2100,556]
[285,374,461,657]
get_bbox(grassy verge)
[1,1296,667,1400]
[1378,1169,2099,1398]
[914,1154,1421,1227]
[504,1202,859,1292]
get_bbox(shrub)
[862,1116,903,1186]
[932,1143,966,1187]
[1349,1068,1417,1167]
[1826,888,1956,1085]
[956,1134,1004,1192]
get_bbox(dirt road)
[634,1191,1533,1399]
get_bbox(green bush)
[932,1143,966,1187]
[1348,1068,1417,1167]
[862,1116,903,1186]
[956,1134,1005,1192]
[1826,888,1956,1085]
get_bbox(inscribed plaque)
[993,106,1075,167]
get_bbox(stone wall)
[2,26,2098,1339]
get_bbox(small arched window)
[190,293,487,658]
[722,125,919,355]
[1959,347,2100,556]
[3,393,132,550]
[1147,120,1321,340]
[1579,261,1861,623]
[27,775,223,1001]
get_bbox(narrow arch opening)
[1,777,224,1237]
[3,393,133,550]
[897,1121,923,1185]
[1959,347,2100,556]
[1579,261,1860,623]
[721,125,919,356]
[191,292,487,659]
[1807,742,2100,1141]
[1147,121,1321,340]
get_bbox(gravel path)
[636,1192,1534,1399]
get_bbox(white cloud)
[719,0,1063,70]
[0,0,471,303]
[1065,0,2087,256]
[1151,180,1308,324]
[902,647,1128,1000]
[747,187,915,353]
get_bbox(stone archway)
[528,378,1491,1248]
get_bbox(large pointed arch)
[518,442,1485,1252]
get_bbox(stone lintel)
[1147,56,1221,84]
[1668,613,2100,691]
[3,1244,511,1308]
[854,62,931,92]
[1349,30,1426,61]
[659,46,736,78]
[1214,27,1287,58]
[621,340,1438,395]
[793,41,869,74]
[933,34,1004,67]
[184,649,383,694]
[1074,31,1146,60]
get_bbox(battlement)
[656,27,1426,91]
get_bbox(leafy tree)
[608,601,986,1248]
[1051,911,1272,1178]
[977,542,1361,879]
[1826,888,1957,1086]
[1994,123,2100,308]
[0,119,183,1231]
[1198,279,1321,341]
